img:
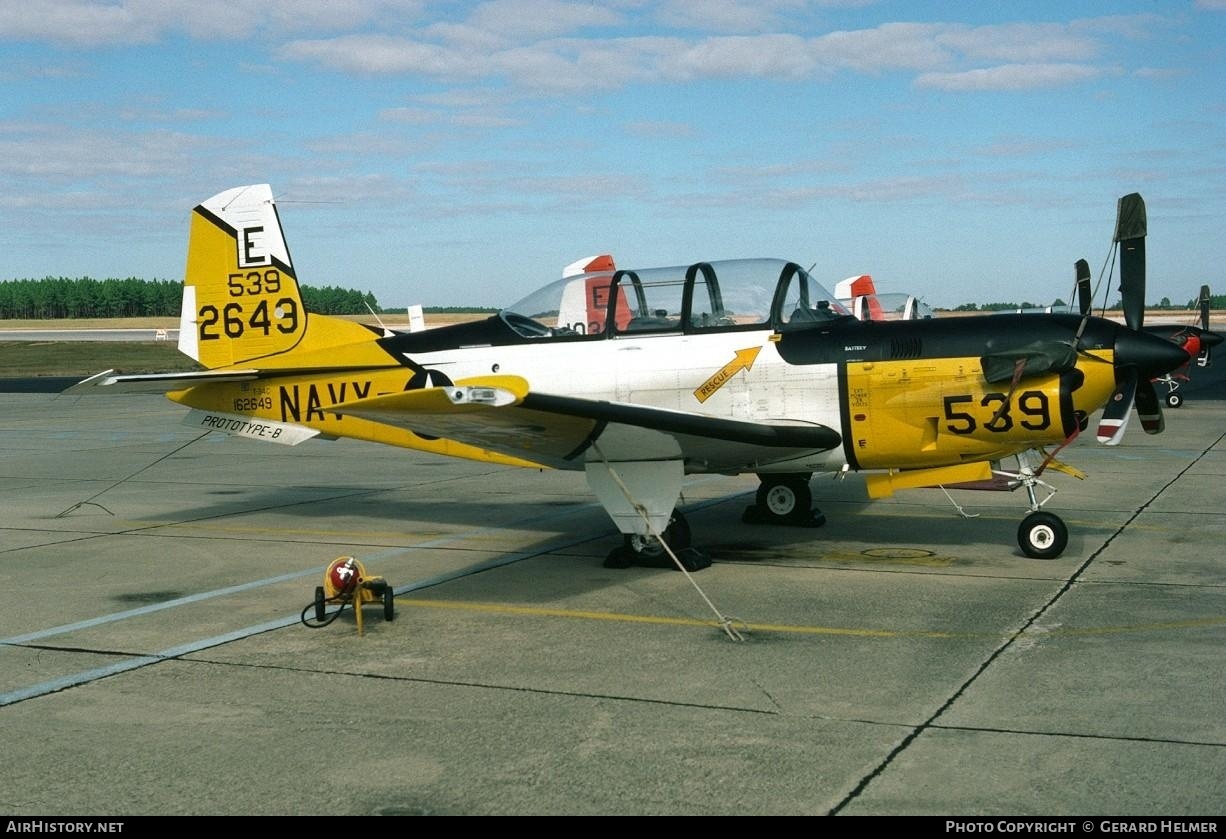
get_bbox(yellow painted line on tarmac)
[400,598,1226,640]
[399,598,962,638]
[150,521,448,540]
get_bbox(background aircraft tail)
[178,184,389,371]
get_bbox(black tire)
[1018,511,1068,559]
[313,586,327,622]
[383,585,395,622]
[625,510,691,558]
[755,475,812,523]
[1167,392,1183,408]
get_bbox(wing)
[335,375,842,471]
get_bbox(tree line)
[3,276,1217,320]
[0,277,387,319]
[945,293,1221,313]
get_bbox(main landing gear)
[742,473,826,527]
[603,510,711,571]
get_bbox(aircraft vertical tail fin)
[178,184,389,371]
[835,275,884,321]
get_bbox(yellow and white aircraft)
[69,186,1194,568]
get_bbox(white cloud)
[625,120,693,138]
[664,34,816,79]
[936,22,1101,64]
[0,0,425,46]
[915,63,1106,92]
[0,1,160,46]
[811,22,951,73]
[6,3,1150,102]
[656,0,797,33]
[466,0,621,40]
[0,124,217,178]
[1132,66,1189,81]
[278,34,474,76]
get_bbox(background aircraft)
[68,186,1192,567]
[1072,243,1219,409]
[1143,285,1216,408]
[834,274,934,321]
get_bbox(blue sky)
[2,0,1224,310]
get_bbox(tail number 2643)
[198,298,299,340]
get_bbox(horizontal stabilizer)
[64,369,262,394]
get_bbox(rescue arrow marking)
[693,346,762,403]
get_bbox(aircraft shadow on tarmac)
[52,459,1107,573]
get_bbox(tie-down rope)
[591,443,745,641]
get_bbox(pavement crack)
[829,429,1226,815]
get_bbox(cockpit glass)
[502,271,616,337]
[500,258,847,338]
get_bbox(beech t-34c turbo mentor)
[68,186,1193,568]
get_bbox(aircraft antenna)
[365,300,389,331]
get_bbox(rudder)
[177,184,385,371]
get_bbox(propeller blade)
[1096,369,1137,446]
[1114,193,1147,332]
[1135,378,1165,435]
[1198,284,1213,367]
[1075,259,1092,316]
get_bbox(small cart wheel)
[313,586,326,622]
[383,585,395,622]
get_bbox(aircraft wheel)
[625,510,692,559]
[1018,511,1068,559]
[756,475,812,523]
[1167,392,1183,408]
[313,586,327,622]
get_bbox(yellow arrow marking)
[693,346,762,403]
